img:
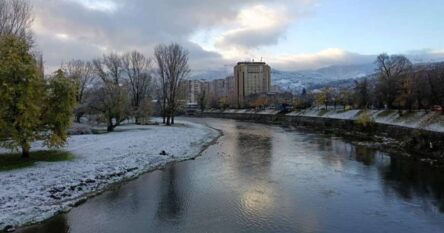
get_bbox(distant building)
[225,75,235,106]
[186,80,202,104]
[233,62,271,108]
[211,78,227,99]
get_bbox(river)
[17,118,444,233]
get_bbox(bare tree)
[91,54,129,131]
[0,0,33,42]
[154,43,190,125]
[375,54,412,108]
[154,49,168,124]
[122,51,153,124]
[87,83,129,131]
[354,78,372,109]
[93,53,123,85]
[63,60,95,122]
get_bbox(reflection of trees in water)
[317,135,444,213]
[156,166,184,223]
[354,145,377,166]
[323,137,387,167]
[314,136,333,151]
[380,157,444,212]
[18,215,69,233]
[344,142,444,212]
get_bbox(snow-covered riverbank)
[206,109,444,133]
[0,119,219,230]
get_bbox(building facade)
[186,80,202,104]
[233,62,271,108]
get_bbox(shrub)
[355,111,375,129]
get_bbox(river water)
[17,118,444,233]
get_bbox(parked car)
[431,105,443,112]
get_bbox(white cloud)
[67,0,119,13]
[267,49,375,70]
[27,0,444,73]
[214,4,291,57]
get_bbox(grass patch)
[377,110,393,117]
[398,110,416,119]
[318,109,329,116]
[0,150,73,171]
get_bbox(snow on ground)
[210,109,444,133]
[0,119,219,230]
[288,109,444,132]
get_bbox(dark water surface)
[18,118,444,233]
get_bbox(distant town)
[183,57,444,116]
[184,61,282,110]
[1,1,444,233]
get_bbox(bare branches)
[375,54,413,108]
[0,0,33,43]
[122,51,153,111]
[154,43,190,125]
[63,60,95,103]
[376,53,412,79]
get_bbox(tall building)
[185,79,211,105]
[233,61,271,107]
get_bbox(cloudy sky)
[31,0,444,72]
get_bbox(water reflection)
[235,130,272,175]
[327,137,444,214]
[381,156,444,212]
[15,118,444,233]
[156,166,184,223]
[18,215,69,233]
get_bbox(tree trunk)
[107,125,114,132]
[171,115,175,125]
[21,144,30,159]
[107,117,114,132]
[166,115,171,125]
[75,113,82,123]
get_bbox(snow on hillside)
[0,120,219,230]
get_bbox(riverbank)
[0,120,219,231]
[14,118,444,233]
[202,109,444,162]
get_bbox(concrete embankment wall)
[201,111,444,161]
